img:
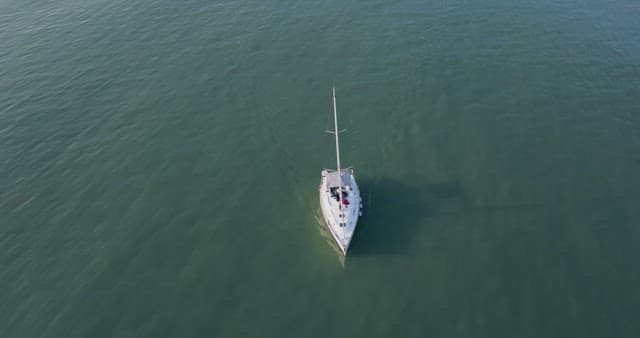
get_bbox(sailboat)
[319,87,362,255]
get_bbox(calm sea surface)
[1,1,639,337]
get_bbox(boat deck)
[323,168,355,188]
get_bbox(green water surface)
[1,1,639,337]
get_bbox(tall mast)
[332,87,343,210]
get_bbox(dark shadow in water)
[349,178,464,256]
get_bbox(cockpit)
[329,186,350,205]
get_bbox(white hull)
[319,168,361,255]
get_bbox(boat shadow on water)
[348,178,463,256]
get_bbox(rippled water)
[1,1,639,337]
